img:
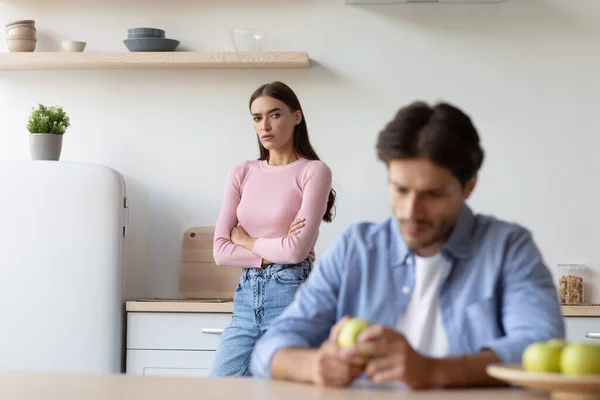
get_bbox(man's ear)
[464,174,478,199]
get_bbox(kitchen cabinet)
[125,301,233,377]
[564,317,600,342]
[562,305,600,343]
[127,350,215,377]
[126,302,600,377]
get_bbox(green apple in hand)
[561,343,600,376]
[337,318,371,349]
[522,342,562,373]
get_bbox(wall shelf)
[0,51,311,70]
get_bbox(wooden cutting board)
[179,226,241,299]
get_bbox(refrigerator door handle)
[201,329,224,335]
[123,197,130,237]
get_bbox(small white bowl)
[61,40,86,52]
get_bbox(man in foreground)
[249,101,564,388]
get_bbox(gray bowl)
[123,38,180,52]
[128,33,164,39]
[127,27,165,38]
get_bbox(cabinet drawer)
[126,349,214,377]
[564,317,600,342]
[127,312,232,350]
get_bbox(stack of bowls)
[5,20,37,52]
[123,27,180,52]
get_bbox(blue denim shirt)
[250,204,565,378]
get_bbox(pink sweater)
[213,158,332,268]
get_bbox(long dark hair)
[376,101,485,186]
[249,81,336,223]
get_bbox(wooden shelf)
[0,51,310,70]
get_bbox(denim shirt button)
[402,285,411,294]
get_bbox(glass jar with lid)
[558,264,585,305]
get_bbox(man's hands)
[339,323,503,389]
[311,317,366,387]
[273,318,501,389]
[311,319,435,388]
[340,324,436,389]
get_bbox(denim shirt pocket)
[275,265,310,286]
[465,297,503,350]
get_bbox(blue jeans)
[209,259,312,377]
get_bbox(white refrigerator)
[0,161,128,373]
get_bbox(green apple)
[337,318,371,349]
[522,342,562,373]
[560,343,600,376]
[546,339,569,350]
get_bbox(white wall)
[1,0,599,303]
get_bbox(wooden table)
[0,372,548,399]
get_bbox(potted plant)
[27,104,70,161]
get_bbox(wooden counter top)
[0,372,547,399]
[126,299,233,313]
[561,305,600,317]
[126,301,600,317]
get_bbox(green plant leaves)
[26,104,71,135]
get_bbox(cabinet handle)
[585,332,600,339]
[202,328,224,334]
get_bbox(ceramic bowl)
[127,27,165,39]
[5,20,35,29]
[123,38,179,52]
[6,24,37,40]
[61,40,87,52]
[7,38,36,52]
[229,29,267,52]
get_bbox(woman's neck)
[267,150,300,166]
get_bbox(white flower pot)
[30,133,63,161]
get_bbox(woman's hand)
[288,218,305,237]
[231,225,253,250]
[230,216,304,258]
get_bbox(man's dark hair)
[376,101,485,186]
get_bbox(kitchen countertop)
[126,299,234,313]
[0,371,548,399]
[126,300,600,317]
[560,305,600,317]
